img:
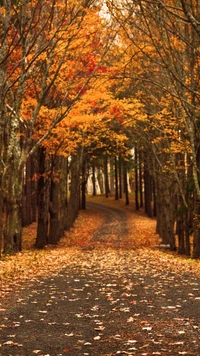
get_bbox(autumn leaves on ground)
[1,196,200,355]
[0,195,157,299]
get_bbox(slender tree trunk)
[81,159,87,210]
[104,155,109,198]
[97,166,104,194]
[135,148,139,210]
[114,156,119,200]
[65,152,81,230]
[35,147,50,249]
[193,196,200,258]
[144,160,152,217]
[177,213,185,254]
[123,160,129,205]
[30,152,37,222]
[119,155,122,199]
[49,156,61,245]
[92,160,96,196]
[153,180,157,217]
[109,158,115,194]
[139,151,143,208]
[60,156,68,237]
[22,158,32,227]
[193,146,200,257]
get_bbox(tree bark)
[123,159,129,205]
[65,152,81,230]
[135,147,139,210]
[115,156,119,200]
[193,196,200,258]
[35,147,50,249]
[60,156,68,237]
[139,151,143,208]
[92,160,96,196]
[49,156,62,245]
[156,175,176,250]
[104,155,109,198]
[119,155,122,199]
[144,161,152,217]
[4,167,23,253]
[81,158,87,210]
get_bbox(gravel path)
[0,202,200,356]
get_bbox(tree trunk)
[123,160,129,205]
[144,161,152,217]
[139,151,143,208]
[4,168,23,253]
[104,155,109,198]
[156,175,176,250]
[81,159,87,210]
[0,193,3,257]
[30,152,37,223]
[177,214,185,254]
[92,160,96,196]
[119,155,122,199]
[193,146,200,257]
[193,197,200,258]
[65,153,81,230]
[185,207,192,256]
[22,158,32,227]
[97,166,104,194]
[60,156,68,237]
[135,148,139,210]
[49,156,61,245]
[109,158,115,194]
[115,156,119,200]
[35,147,50,249]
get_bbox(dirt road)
[0,202,200,355]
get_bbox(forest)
[0,0,200,258]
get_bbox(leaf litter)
[0,196,200,355]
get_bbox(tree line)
[0,0,200,257]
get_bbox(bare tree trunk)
[123,159,129,205]
[35,147,50,249]
[3,126,24,253]
[22,158,32,227]
[144,160,152,217]
[135,147,139,210]
[119,155,122,199]
[60,156,68,237]
[92,160,96,196]
[4,167,23,253]
[65,152,81,230]
[109,157,115,194]
[97,166,104,195]
[104,155,109,198]
[49,156,62,245]
[193,196,200,258]
[115,156,119,200]
[30,152,37,223]
[156,175,176,250]
[139,151,143,208]
[81,158,87,210]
